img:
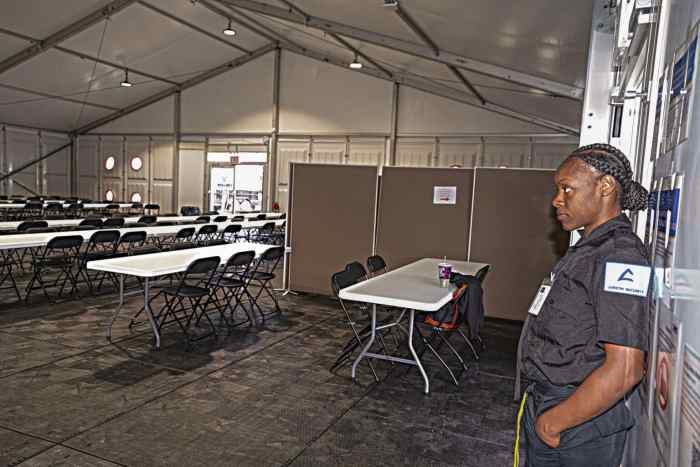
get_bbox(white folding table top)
[0,219,284,250]
[87,242,273,278]
[338,258,489,312]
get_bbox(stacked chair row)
[1,223,273,303]
[132,246,284,346]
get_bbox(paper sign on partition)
[433,186,457,205]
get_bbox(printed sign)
[433,186,457,205]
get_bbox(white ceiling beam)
[279,45,579,136]
[221,0,584,100]
[138,1,251,55]
[0,27,179,86]
[0,0,137,76]
[268,0,393,79]
[0,83,119,111]
[73,43,277,135]
[387,2,486,104]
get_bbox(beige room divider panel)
[375,166,474,270]
[469,168,569,321]
[288,163,378,295]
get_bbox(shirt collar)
[574,214,632,248]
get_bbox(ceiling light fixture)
[349,54,363,70]
[223,19,236,36]
[120,69,132,87]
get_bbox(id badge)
[527,276,553,316]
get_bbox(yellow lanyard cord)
[513,392,528,467]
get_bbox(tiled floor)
[0,275,522,466]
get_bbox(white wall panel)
[311,140,344,164]
[151,181,173,214]
[438,139,482,168]
[5,128,38,196]
[126,137,149,181]
[182,53,274,133]
[178,149,204,210]
[397,87,553,135]
[279,52,393,133]
[77,136,99,201]
[348,138,385,166]
[42,133,70,196]
[276,140,309,212]
[531,141,578,169]
[91,97,174,134]
[482,139,531,168]
[101,137,125,200]
[151,138,174,212]
[395,139,433,167]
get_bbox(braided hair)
[564,143,648,211]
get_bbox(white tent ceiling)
[0,0,593,134]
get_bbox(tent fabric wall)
[279,52,393,134]
[288,163,378,296]
[375,166,474,270]
[181,53,274,133]
[468,168,569,321]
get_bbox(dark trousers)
[523,392,628,467]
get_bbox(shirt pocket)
[542,272,596,344]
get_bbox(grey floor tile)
[0,332,84,379]
[0,427,54,467]
[15,445,121,467]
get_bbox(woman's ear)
[599,174,618,198]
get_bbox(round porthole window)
[130,156,143,171]
[130,192,142,203]
[105,189,114,202]
[105,156,116,171]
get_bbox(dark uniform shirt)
[522,214,651,386]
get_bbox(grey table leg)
[407,309,430,394]
[142,277,161,349]
[352,304,377,381]
[106,275,124,342]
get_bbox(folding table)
[87,242,273,349]
[338,257,488,394]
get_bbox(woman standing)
[520,143,651,466]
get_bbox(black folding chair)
[137,215,157,225]
[195,224,219,246]
[345,261,368,281]
[14,220,50,271]
[79,217,103,228]
[414,284,473,386]
[180,206,200,216]
[206,250,256,329]
[163,227,196,251]
[213,215,228,223]
[155,256,221,343]
[195,215,210,224]
[79,230,120,294]
[231,215,244,222]
[25,235,83,303]
[244,246,284,320]
[253,222,276,244]
[256,214,267,220]
[330,267,380,382]
[0,249,21,301]
[222,224,244,243]
[144,203,160,216]
[366,255,387,276]
[103,217,125,228]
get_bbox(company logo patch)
[617,268,635,282]
[604,262,651,297]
